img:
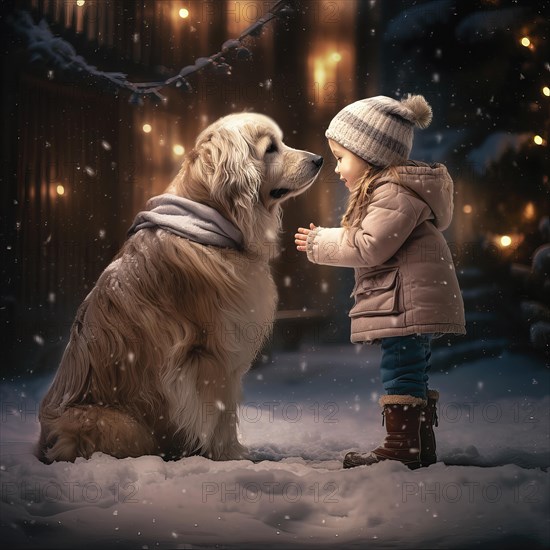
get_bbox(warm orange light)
[462,204,473,214]
[56,185,65,196]
[173,144,185,155]
[543,86,550,97]
[179,8,189,18]
[142,124,152,133]
[523,202,536,221]
[330,52,342,63]
[76,0,85,6]
[533,135,544,145]
[313,58,327,89]
[520,37,531,47]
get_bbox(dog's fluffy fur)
[37,113,322,463]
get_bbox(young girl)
[295,94,466,469]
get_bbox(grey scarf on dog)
[128,194,243,250]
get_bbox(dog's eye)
[265,142,278,154]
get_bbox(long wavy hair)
[341,163,401,229]
[37,112,323,464]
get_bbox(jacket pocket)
[349,268,400,318]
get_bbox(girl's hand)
[295,223,317,252]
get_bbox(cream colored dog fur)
[37,113,323,462]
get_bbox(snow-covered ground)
[1,344,549,549]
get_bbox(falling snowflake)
[259,79,272,89]
[264,228,276,240]
[33,334,44,346]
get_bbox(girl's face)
[328,139,370,191]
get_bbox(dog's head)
[169,113,323,250]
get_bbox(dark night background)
[1,0,549,377]
[0,2,549,549]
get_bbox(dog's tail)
[39,298,97,417]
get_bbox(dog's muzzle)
[312,155,324,168]
[269,155,323,199]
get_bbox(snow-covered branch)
[10,0,296,104]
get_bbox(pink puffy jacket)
[306,161,466,343]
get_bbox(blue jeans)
[380,334,433,399]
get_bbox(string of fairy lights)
[519,35,548,148]
[491,29,548,252]
[39,1,295,196]
[72,0,298,161]
[41,2,549,228]
[464,24,549,255]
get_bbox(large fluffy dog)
[38,113,323,462]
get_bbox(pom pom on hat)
[401,94,433,129]
[325,93,433,166]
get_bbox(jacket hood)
[396,161,454,231]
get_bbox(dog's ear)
[198,127,262,214]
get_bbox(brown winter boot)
[419,389,439,467]
[343,394,427,470]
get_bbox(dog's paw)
[202,441,250,461]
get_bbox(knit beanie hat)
[325,94,433,167]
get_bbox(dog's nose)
[312,155,324,168]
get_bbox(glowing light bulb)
[76,0,85,6]
[500,235,512,247]
[179,8,189,18]
[330,52,342,63]
[56,185,65,196]
[173,144,185,155]
[533,135,543,145]
[543,86,550,97]
[523,202,535,220]
[142,124,152,133]
[462,204,473,214]
[520,37,531,47]
[313,58,327,88]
